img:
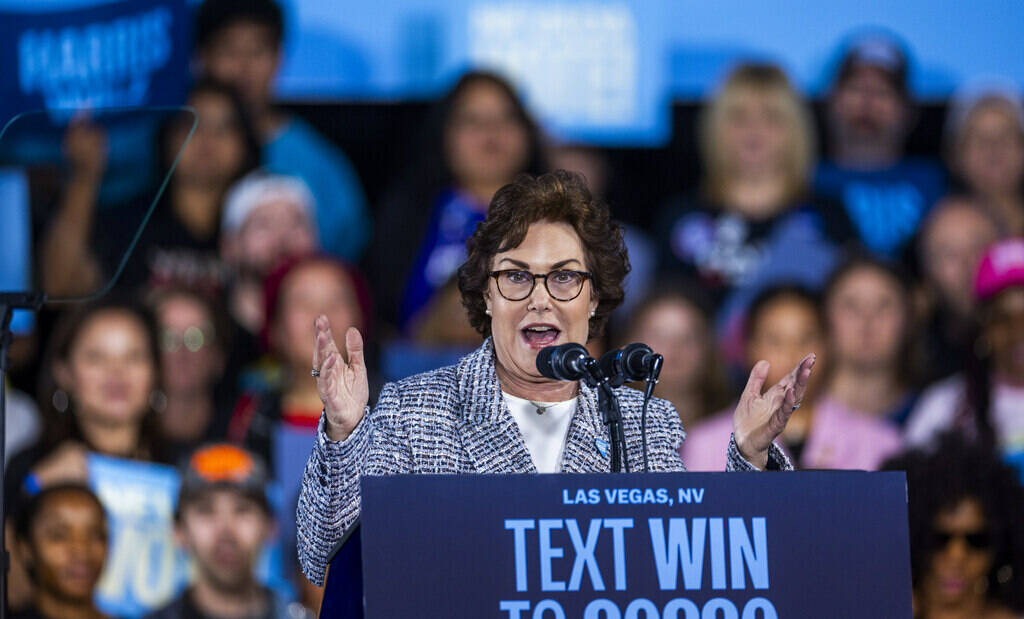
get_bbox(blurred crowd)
[3,1,1024,618]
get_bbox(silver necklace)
[529,401,551,415]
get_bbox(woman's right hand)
[313,315,369,441]
[62,117,108,182]
[32,442,89,487]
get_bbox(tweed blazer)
[296,339,790,583]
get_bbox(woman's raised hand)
[313,315,369,441]
[732,354,816,469]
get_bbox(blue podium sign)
[359,472,911,618]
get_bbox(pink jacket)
[681,396,904,471]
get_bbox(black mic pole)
[0,291,46,619]
[582,359,630,473]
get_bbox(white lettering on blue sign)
[505,519,536,592]
[729,518,769,590]
[565,519,605,591]
[17,7,172,110]
[648,518,768,592]
[539,519,566,592]
[603,518,634,591]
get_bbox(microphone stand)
[0,291,46,618]
[582,360,630,473]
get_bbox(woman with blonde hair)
[656,62,854,364]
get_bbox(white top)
[906,375,1024,456]
[502,391,577,473]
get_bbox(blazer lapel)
[560,383,611,473]
[455,340,537,474]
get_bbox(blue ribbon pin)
[595,438,610,459]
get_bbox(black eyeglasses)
[489,269,593,302]
[932,529,992,551]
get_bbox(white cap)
[221,171,318,235]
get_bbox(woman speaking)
[297,171,815,584]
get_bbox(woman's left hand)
[732,354,816,469]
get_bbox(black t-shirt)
[93,197,226,296]
[654,192,856,311]
[143,588,276,619]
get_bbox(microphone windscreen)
[622,342,654,380]
[535,345,560,379]
[598,348,624,387]
[536,343,589,380]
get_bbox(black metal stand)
[1,291,46,619]
[582,359,630,473]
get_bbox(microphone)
[599,343,662,386]
[599,342,664,473]
[620,343,661,381]
[536,343,592,381]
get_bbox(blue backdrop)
[2,0,1022,144]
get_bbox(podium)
[322,472,912,618]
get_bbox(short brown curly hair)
[457,170,630,341]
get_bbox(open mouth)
[521,324,561,348]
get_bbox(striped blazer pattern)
[296,339,790,583]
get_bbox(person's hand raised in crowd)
[732,354,816,469]
[31,442,90,487]
[62,115,108,182]
[314,315,369,442]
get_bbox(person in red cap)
[144,444,291,619]
[906,238,1024,480]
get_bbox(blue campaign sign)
[359,472,911,618]
[0,0,189,117]
[0,0,190,204]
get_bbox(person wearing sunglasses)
[884,433,1024,618]
[296,171,817,585]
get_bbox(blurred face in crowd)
[21,490,107,605]
[983,286,1024,384]
[200,21,280,110]
[228,199,318,275]
[275,260,362,369]
[156,294,223,394]
[747,295,825,388]
[57,310,156,428]
[920,498,993,612]
[446,80,530,196]
[548,146,608,198]
[956,98,1024,198]
[628,298,707,392]
[830,65,908,159]
[486,221,598,386]
[921,200,1000,316]
[718,87,792,179]
[177,489,270,592]
[827,266,907,371]
[169,91,248,189]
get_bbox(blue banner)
[87,453,293,617]
[0,0,190,204]
[88,454,186,618]
[0,0,188,117]
[360,472,912,618]
[0,168,34,334]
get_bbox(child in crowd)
[12,485,110,619]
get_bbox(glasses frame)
[489,269,593,302]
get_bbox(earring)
[997,564,1013,584]
[485,309,491,316]
[149,390,167,413]
[589,310,595,318]
[52,389,69,413]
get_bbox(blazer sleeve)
[296,382,411,585]
[725,434,793,471]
